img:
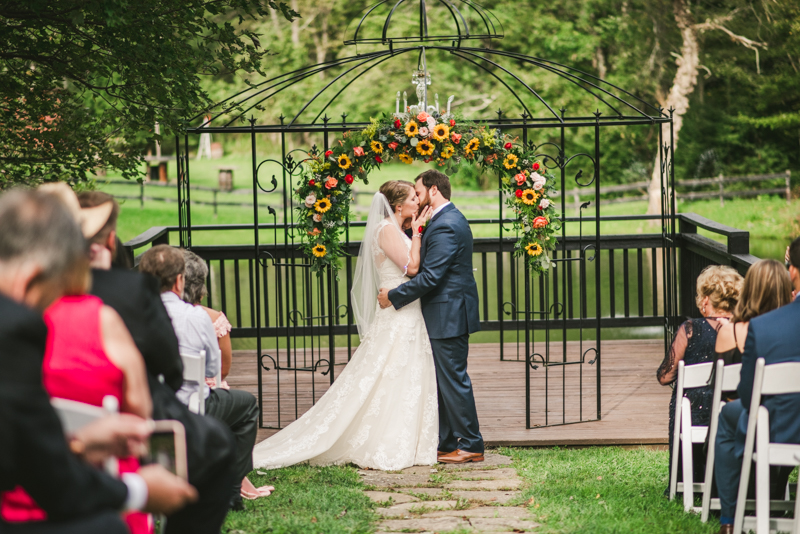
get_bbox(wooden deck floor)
[228,339,670,447]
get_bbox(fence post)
[786,170,792,204]
[140,180,144,209]
[717,173,724,207]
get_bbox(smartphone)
[146,420,188,481]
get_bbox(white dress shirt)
[431,201,451,219]
[160,291,221,404]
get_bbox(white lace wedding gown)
[251,220,438,470]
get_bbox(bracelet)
[412,233,422,238]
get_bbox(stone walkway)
[360,452,538,533]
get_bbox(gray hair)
[0,188,87,280]
[182,249,208,305]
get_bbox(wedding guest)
[0,189,196,534]
[78,191,239,531]
[715,259,793,367]
[182,250,274,500]
[656,265,743,491]
[140,245,259,512]
[714,238,800,534]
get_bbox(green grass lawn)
[223,447,723,533]
[224,464,376,534]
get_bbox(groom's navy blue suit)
[388,203,484,453]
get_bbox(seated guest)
[140,245,259,512]
[657,265,743,491]
[182,250,273,500]
[714,238,800,534]
[0,189,196,534]
[78,191,239,531]
[715,259,793,367]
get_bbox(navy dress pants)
[430,335,484,454]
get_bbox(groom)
[378,170,484,464]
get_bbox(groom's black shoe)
[438,449,484,464]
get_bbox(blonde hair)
[732,259,793,322]
[379,180,414,211]
[695,265,743,313]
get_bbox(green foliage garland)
[295,111,561,274]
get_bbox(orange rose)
[532,216,548,229]
[514,173,527,186]
[451,133,462,144]
[324,177,338,189]
[417,111,429,122]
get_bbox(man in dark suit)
[0,189,196,533]
[78,191,241,526]
[714,236,800,534]
[378,169,484,464]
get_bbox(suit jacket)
[90,268,183,392]
[0,294,128,520]
[736,297,800,454]
[388,203,481,339]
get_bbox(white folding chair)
[181,350,206,415]
[701,361,742,521]
[734,358,800,534]
[51,395,120,476]
[669,360,714,511]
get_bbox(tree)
[0,0,299,187]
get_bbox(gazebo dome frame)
[174,2,678,431]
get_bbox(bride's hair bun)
[695,265,743,313]
[379,180,414,211]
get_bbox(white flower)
[313,213,322,222]
[539,198,550,209]
[419,127,429,137]
[531,172,546,190]
[533,181,544,191]
[305,193,317,207]
[426,116,436,131]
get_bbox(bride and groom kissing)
[252,169,484,470]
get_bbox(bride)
[252,180,437,471]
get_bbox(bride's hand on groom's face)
[377,288,392,309]
[411,206,432,231]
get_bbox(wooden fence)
[105,170,793,213]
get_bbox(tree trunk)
[290,0,300,46]
[646,0,700,215]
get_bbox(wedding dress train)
[251,219,438,471]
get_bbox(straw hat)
[38,183,113,239]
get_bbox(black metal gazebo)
[172,1,679,431]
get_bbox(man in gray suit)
[378,170,484,464]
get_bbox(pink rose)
[313,213,322,222]
[539,198,550,210]
[451,133,462,144]
[353,146,365,157]
[514,173,526,186]
[304,193,317,207]
[417,111,429,122]
[426,116,436,131]
[324,177,338,189]
[532,216,548,229]
[419,127,429,137]
[533,181,544,191]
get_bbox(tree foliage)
[0,0,299,187]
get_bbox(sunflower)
[314,198,332,213]
[520,189,539,205]
[503,153,519,170]
[440,144,455,159]
[465,138,480,152]
[525,242,543,257]
[312,244,327,258]
[370,140,383,154]
[416,139,434,156]
[405,121,419,137]
[431,123,450,142]
[337,154,352,170]
[398,153,413,164]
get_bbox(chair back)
[51,395,118,434]
[759,361,800,396]
[181,351,206,414]
[720,362,742,392]
[680,361,715,389]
